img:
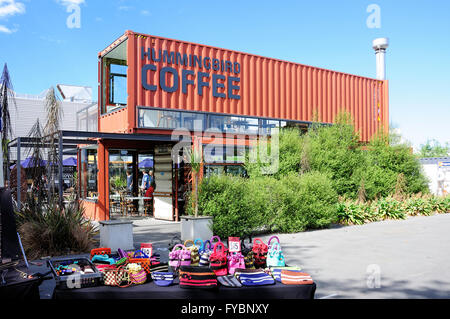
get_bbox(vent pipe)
[372,38,389,80]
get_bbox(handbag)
[168,235,183,251]
[267,242,286,267]
[236,269,275,286]
[210,235,223,247]
[252,238,268,268]
[169,244,191,270]
[151,272,175,286]
[199,240,212,267]
[184,240,200,266]
[126,263,147,285]
[209,242,228,276]
[241,236,255,269]
[227,252,245,275]
[179,266,218,289]
[218,275,242,288]
[103,264,132,288]
[128,250,152,274]
[280,270,313,285]
[269,266,302,282]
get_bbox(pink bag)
[228,251,245,275]
[210,242,228,276]
[169,244,191,269]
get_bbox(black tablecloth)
[0,264,42,299]
[53,280,316,299]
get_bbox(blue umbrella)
[63,157,77,166]
[10,157,47,169]
[139,158,154,168]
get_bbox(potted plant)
[180,144,213,241]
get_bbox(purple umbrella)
[63,157,77,166]
[139,158,154,168]
[10,157,47,169]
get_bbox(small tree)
[0,63,16,186]
[187,144,202,218]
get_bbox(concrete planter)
[180,216,213,242]
[99,220,134,252]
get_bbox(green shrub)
[16,198,98,259]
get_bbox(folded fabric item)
[91,254,116,265]
[269,267,303,282]
[280,270,313,285]
[179,266,218,289]
[151,272,175,286]
[218,275,242,288]
[234,268,263,277]
[150,262,169,273]
[238,271,275,286]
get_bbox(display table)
[0,263,43,299]
[53,280,316,299]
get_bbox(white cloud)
[141,10,150,16]
[57,0,85,7]
[0,0,25,19]
[0,24,14,33]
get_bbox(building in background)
[76,30,390,222]
[419,157,450,196]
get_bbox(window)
[80,147,98,200]
[138,108,180,129]
[109,63,127,106]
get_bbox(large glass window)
[109,64,127,106]
[138,109,181,129]
[209,115,258,135]
[109,150,133,196]
[80,147,98,200]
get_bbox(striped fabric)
[150,262,169,273]
[268,266,302,282]
[280,270,313,285]
[199,251,211,267]
[151,272,175,286]
[237,270,275,286]
[218,275,242,288]
[179,266,218,289]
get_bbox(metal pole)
[17,137,21,210]
[58,132,63,207]
[0,129,4,187]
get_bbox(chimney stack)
[372,38,389,80]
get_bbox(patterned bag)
[252,238,268,268]
[227,252,245,275]
[269,266,302,282]
[210,235,223,247]
[184,240,200,266]
[199,240,212,267]
[128,250,152,274]
[209,242,228,276]
[179,266,218,289]
[169,244,191,270]
[241,236,255,269]
[151,272,175,286]
[126,263,147,285]
[280,270,313,285]
[236,269,275,286]
[266,236,286,267]
[103,265,132,288]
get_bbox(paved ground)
[32,213,450,299]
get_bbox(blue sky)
[0,0,449,151]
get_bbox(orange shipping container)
[98,30,388,142]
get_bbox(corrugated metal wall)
[121,31,388,142]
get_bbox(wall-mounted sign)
[141,47,241,100]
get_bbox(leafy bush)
[191,171,338,237]
[336,194,450,226]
